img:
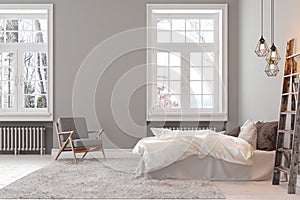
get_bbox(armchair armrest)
[88,129,104,139]
[58,131,74,135]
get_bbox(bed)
[133,122,276,181]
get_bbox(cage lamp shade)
[265,59,279,76]
[266,43,281,65]
[255,36,269,57]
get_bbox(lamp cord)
[271,0,274,44]
[261,0,263,36]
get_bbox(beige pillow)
[238,120,257,149]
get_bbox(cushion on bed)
[238,120,257,149]
[223,126,240,137]
[255,121,278,151]
[150,128,171,137]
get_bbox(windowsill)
[147,112,228,121]
[0,113,53,122]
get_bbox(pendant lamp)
[255,0,269,57]
[265,0,280,76]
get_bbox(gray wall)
[0,0,238,151]
[238,0,300,124]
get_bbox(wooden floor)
[0,155,299,200]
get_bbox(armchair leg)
[82,152,88,159]
[102,148,106,161]
[69,140,77,164]
[55,139,70,161]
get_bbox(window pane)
[190,67,202,80]
[200,31,214,43]
[34,31,47,43]
[36,53,48,67]
[157,67,168,80]
[37,95,47,108]
[24,52,35,66]
[203,52,214,66]
[200,19,214,30]
[203,81,214,94]
[157,84,181,108]
[203,95,213,108]
[190,95,202,108]
[190,81,202,94]
[24,82,35,94]
[186,19,199,30]
[203,68,214,80]
[1,68,14,80]
[36,81,47,94]
[6,20,18,30]
[157,19,171,30]
[24,95,35,108]
[190,52,202,66]
[6,32,18,43]
[37,68,48,81]
[169,94,181,107]
[1,81,14,94]
[1,52,14,66]
[0,20,4,31]
[19,31,33,43]
[170,81,180,94]
[24,67,36,81]
[186,31,199,43]
[157,31,170,43]
[172,19,185,30]
[157,52,168,66]
[19,19,33,30]
[170,67,180,80]
[34,19,47,31]
[0,95,14,108]
[169,52,180,66]
[0,32,4,42]
[172,31,185,43]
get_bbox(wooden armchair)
[55,117,106,163]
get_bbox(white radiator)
[165,126,217,131]
[0,126,46,155]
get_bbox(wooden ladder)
[272,38,300,194]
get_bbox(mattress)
[136,150,275,181]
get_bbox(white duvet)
[133,130,254,172]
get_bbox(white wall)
[238,0,300,124]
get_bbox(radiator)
[0,127,46,155]
[165,126,217,131]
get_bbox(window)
[147,4,228,121]
[0,4,53,121]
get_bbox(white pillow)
[238,120,257,149]
[150,128,171,137]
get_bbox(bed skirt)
[136,150,275,181]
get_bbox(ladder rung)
[281,110,296,115]
[275,166,290,174]
[278,130,294,134]
[278,147,292,153]
[282,92,298,96]
[283,72,300,77]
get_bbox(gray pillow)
[256,121,278,151]
[223,126,240,137]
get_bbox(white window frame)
[146,4,228,121]
[0,4,53,121]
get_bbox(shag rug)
[0,158,225,199]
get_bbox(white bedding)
[133,130,254,172]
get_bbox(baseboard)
[51,148,138,159]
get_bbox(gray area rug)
[0,158,225,199]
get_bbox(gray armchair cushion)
[57,117,89,142]
[71,138,103,148]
